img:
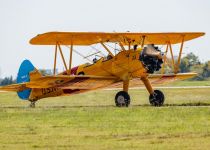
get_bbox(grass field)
[166,80,210,86]
[0,82,210,149]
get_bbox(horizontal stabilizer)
[0,83,28,92]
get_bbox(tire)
[29,101,36,108]
[149,90,165,106]
[78,72,85,75]
[115,91,130,107]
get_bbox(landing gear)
[141,77,165,107]
[115,91,130,107]
[78,72,85,75]
[149,90,165,106]
[29,101,36,108]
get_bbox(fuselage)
[74,49,146,80]
[29,49,148,101]
[28,46,164,101]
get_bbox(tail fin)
[17,60,36,100]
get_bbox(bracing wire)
[90,45,106,57]
[65,45,92,63]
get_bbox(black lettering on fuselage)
[42,88,57,95]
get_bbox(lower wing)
[0,75,118,92]
[108,72,197,88]
[0,73,196,92]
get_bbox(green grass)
[0,87,210,150]
[165,80,210,86]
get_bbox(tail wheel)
[149,90,165,106]
[29,101,36,108]
[115,91,130,107]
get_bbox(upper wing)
[108,73,197,88]
[30,32,205,46]
[0,75,118,92]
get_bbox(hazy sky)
[0,0,209,78]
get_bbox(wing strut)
[118,42,126,51]
[161,44,169,74]
[141,36,146,48]
[58,43,69,74]
[53,43,58,75]
[169,42,175,72]
[100,42,114,57]
[52,41,75,75]
[69,42,73,72]
[162,36,184,74]
[53,43,71,75]
[175,36,185,73]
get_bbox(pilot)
[134,45,138,50]
[107,54,113,60]
[93,58,97,63]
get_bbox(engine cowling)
[140,45,163,74]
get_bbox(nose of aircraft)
[139,45,163,74]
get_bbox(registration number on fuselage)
[42,88,57,95]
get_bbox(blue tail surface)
[17,60,35,100]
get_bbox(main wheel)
[115,91,130,107]
[78,72,85,75]
[149,90,165,106]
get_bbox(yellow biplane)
[0,32,205,107]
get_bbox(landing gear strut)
[141,77,165,107]
[29,101,36,108]
[115,91,130,107]
[115,80,130,107]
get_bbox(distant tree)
[180,52,200,73]
[39,69,53,76]
[0,76,16,85]
[39,69,48,75]
[201,62,210,79]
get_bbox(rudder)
[17,60,35,100]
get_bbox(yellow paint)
[0,32,205,102]
[175,36,185,73]
[30,32,205,45]
[53,44,58,75]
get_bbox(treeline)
[0,69,52,86]
[162,52,210,80]
[0,76,16,86]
